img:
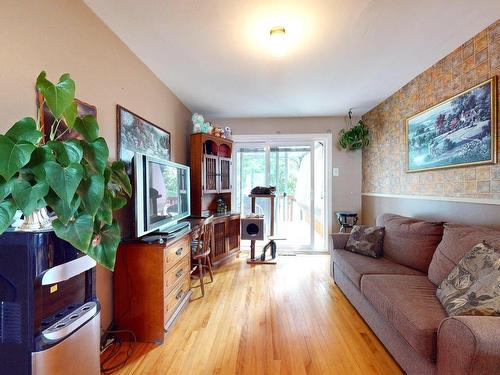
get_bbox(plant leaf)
[0,199,16,234]
[82,137,109,175]
[74,115,99,142]
[35,72,75,119]
[111,196,127,210]
[110,161,132,197]
[78,174,105,217]
[45,191,81,225]
[87,220,120,271]
[62,101,77,129]
[47,140,83,166]
[44,161,83,203]
[0,135,36,180]
[28,145,56,180]
[96,190,113,225]
[12,180,49,216]
[0,178,14,201]
[52,214,94,252]
[6,117,42,144]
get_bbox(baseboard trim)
[362,192,500,206]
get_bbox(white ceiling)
[83,0,500,118]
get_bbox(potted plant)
[338,109,370,150]
[0,71,131,270]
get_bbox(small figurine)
[191,113,204,133]
[212,127,223,137]
[224,126,232,139]
[216,196,227,213]
[205,122,214,134]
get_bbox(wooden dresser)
[113,230,192,344]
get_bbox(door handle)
[175,269,183,278]
[175,248,183,256]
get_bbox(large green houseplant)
[0,72,131,270]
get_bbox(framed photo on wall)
[37,92,97,141]
[117,105,171,173]
[406,77,497,172]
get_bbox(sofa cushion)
[332,249,423,288]
[428,224,500,286]
[345,225,385,258]
[376,213,444,273]
[437,241,500,316]
[361,274,447,361]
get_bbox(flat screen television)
[133,153,190,237]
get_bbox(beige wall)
[214,117,363,231]
[0,0,192,332]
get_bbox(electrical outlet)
[332,168,339,176]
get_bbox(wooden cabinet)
[190,133,240,265]
[190,133,233,215]
[211,213,241,266]
[113,232,192,344]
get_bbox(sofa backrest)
[428,223,500,285]
[376,213,444,273]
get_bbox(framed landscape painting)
[406,77,497,172]
[117,105,171,173]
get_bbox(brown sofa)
[330,213,500,375]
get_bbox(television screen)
[134,153,190,237]
[147,160,189,227]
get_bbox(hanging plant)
[338,109,370,150]
[0,71,132,270]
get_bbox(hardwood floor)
[106,255,403,375]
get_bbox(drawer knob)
[175,248,183,256]
[175,269,183,278]
[176,289,184,300]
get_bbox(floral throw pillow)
[345,225,384,258]
[436,241,500,316]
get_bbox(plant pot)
[17,207,53,231]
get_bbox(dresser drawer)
[165,238,190,271]
[164,275,190,323]
[165,255,190,296]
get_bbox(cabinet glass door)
[219,157,232,193]
[203,155,218,194]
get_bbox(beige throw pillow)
[436,241,500,316]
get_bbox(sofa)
[330,213,500,375]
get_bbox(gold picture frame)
[406,76,497,173]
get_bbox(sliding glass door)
[234,138,327,251]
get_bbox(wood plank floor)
[106,255,403,375]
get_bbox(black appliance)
[0,230,100,375]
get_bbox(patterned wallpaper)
[362,20,500,200]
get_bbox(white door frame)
[232,133,333,251]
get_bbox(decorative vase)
[17,207,53,231]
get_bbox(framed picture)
[406,77,497,172]
[37,92,97,141]
[117,105,171,173]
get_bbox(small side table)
[336,211,358,233]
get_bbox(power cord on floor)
[100,329,136,374]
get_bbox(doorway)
[233,134,331,252]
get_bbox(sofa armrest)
[331,233,350,250]
[437,316,500,375]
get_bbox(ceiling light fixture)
[270,26,286,37]
[269,26,287,57]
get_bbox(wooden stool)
[190,216,214,298]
